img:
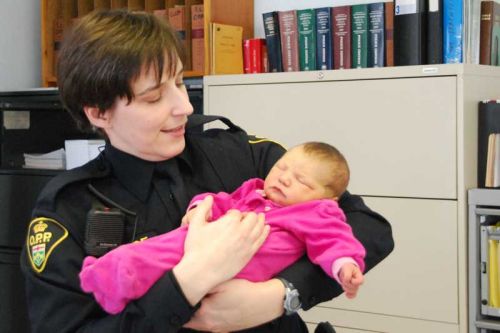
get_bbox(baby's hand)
[339,263,364,299]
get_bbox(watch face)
[290,296,301,310]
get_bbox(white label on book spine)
[395,0,417,15]
[3,111,30,129]
[429,0,439,12]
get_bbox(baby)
[80,142,366,314]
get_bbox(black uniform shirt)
[21,117,394,333]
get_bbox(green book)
[297,9,316,71]
[351,4,368,68]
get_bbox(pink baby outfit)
[80,178,366,314]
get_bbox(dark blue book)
[263,11,283,72]
[443,0,463,63]
[315,7,333,70]
[368,2,385,67]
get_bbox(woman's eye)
[146,95,162,104]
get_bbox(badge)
[27,217,68,273]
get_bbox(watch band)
[277,277,302,315]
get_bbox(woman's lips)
[162,124,185,136]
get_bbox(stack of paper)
[65,140,105,170]
[23,148,65,170]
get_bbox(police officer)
[21,10,394,333]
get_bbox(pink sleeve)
[187,178,262,221]
[284,200,366,278]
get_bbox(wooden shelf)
[41,0,254,87]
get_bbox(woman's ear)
[83,106,111,129]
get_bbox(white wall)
[254,0,391,38]
[0,1,41,90]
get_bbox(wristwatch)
[277,278,302,315]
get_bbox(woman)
[21,9,394,333]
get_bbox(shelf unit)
[469,188,500,333]
[40,0,254,87]
[204,64,500,333]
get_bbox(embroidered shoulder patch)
[27,217,68,273]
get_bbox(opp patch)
[27,217,68,273]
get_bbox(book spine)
[297,9,317,71]
[169,7,186,46]
[480,1,494,65]
[478,100,500,187]
[278,10,300,72]
[332,6,352,69]
[243,39,264,73]
[191,4,204,73]
[384,2,394,66]
[394,0,425,66]
[315,7,333,70]
[262,42,269,72]
[427,0,443,64]
[368,2,385,68]
[491,2,500,66]
[351,4,369,68]
[443,0,463,63]
[263,11,283,72]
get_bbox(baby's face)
[264,148,332,206]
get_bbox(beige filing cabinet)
[203,65,500,333]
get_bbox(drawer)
[206,76,457,199]
[301,196,458,330]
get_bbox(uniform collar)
[103,143,193,202]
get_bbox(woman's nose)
[172,87,194,116]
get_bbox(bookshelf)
[203,64,500,333]
[40,0,254,87]
[468,188,500,333]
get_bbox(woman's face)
[102,58,193,161]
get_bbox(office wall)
[0,1,41,90]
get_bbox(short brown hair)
[57,9,184,132]
[299,142,350,197]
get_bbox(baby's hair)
[298,142,350,197]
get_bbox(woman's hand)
[184,279,285,332]
[173,196,270,306]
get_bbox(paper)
[395,0,418,15]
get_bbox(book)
[384,1,395,66]
[191,4,204,73]
[480,1,495,65]
[492,3,500,66]
[427,0,443,64]
[297,9,317,71]
[394,0,426,66]
[443,0,463,63]
[278,10,300,72]
[243,38,265,73]
[332,6,352,70]
[262,43,269,72]
[168,6,188,67]
[153,9,169,23]
[485,133,500,187]
[262,12,283,72]
[262,11,283,72]
[351,4,369,68]
[464,0,482,64]
[53,18,65,74]
[478,100,500,187]
[367,2,385,68]
[210,22,244,75]
[315,7,333,70]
